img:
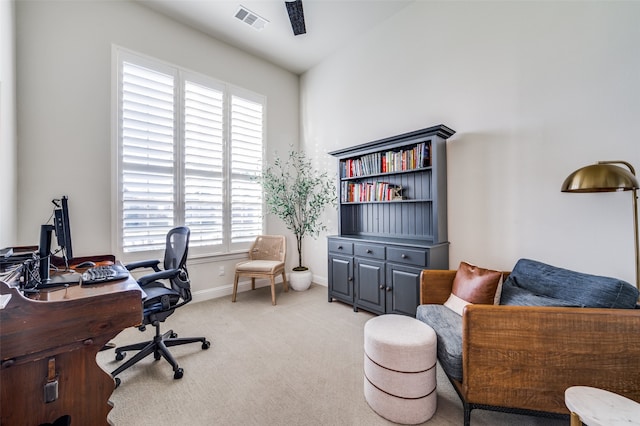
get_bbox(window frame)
[111,46,266,261]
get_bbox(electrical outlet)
[218,266,225,276]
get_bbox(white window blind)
[184,81,224,248]
[116,49,265,255]
[230,95,263,243]
[121,61,176,252]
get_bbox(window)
[115,49,265,256]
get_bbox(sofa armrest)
[419,270,456,305]
[461,304,640,414]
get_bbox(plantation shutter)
[121,61,176,252]
[230,95,264,243]
[116,49,265,255]
[184,81,225,248]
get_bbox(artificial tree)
[261,149,336,271]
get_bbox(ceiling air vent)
[235,5,268,31]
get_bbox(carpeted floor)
[97,283,567,425]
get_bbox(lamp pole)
[597,161,639,289]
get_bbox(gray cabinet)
[328,253,353,304]
[386,263,423,316]
[327,125,455,316]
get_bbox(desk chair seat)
[232,235,288,305]
[111,226,210,386]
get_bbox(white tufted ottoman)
[364,314,437,424]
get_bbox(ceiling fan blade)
[285,0,306,36]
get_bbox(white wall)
[301,1,640,285]
[0,0,17,247]
[15,0,299,297]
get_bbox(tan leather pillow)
[444,261,502,315]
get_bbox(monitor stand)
[37,224,80,289]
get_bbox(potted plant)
[261,149,336,291]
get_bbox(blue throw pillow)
[500,258,638,309]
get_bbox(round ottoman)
[364,314,437,424]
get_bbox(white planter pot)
[289,269,312,291]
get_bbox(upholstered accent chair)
[417,259,640,426]
[232,235,288,305]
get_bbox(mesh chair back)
[164,226,191,299]
[249,235,286,262]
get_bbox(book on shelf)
[340,141,431,178]
[341,181,404,202]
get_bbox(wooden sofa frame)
[419,269,640,425]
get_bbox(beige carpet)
[98,284,566,426]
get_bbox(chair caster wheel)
[174,368,184,379]
[115,352,126,361]
[114,377,121,388]
[202,340,211,350]
[170,332,178,338]
[154,351,161,360]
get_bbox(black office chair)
[111,226,210,386]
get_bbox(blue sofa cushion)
[500,258,638,309]
[416,304,463,381]
[500,284,580,307]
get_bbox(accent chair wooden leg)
[232,273,239,302]
[270,276,277,305]
[282,271,288,292]
[251,277,255,290]
[570,412,582,426]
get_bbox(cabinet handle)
[401,254,407,258]
[366,249,372,254]
[379,285,384,290]
[338,245,343,249]
[348,277,353,282]
[386,286,392,292]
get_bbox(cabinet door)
[355,258,385,315]
[386,263,422,317]
[328,254,354,304]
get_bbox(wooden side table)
[565,386,640,426]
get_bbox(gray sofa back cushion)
[500,258,638,309]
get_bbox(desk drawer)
[328,240,353,255]
[387,247,428,267]
[354,244,385,260]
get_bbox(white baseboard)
[191,276,327,304]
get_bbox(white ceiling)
[137,0,414,74]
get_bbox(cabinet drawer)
[329,240,353,255]
[387,247,428,267]
[354,244,385,260]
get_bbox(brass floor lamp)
[561,161,640,289]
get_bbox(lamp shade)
[561,164,640,193]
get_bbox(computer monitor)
[37,195,79,286]
[54,196,73,261]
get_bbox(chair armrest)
[137,268,180,287]
[419,269,456,305]
[126,259,161,272]
[461,304,640,413]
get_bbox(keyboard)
[82,264,129,285]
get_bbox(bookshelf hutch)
[327,124,455,316]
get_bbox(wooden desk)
[0,261,143,425]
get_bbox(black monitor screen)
[53,196,73,261]
[37,195,76,285]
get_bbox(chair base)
[111,322,210,385]
[445,372,569,426]
[232,270,288,305]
